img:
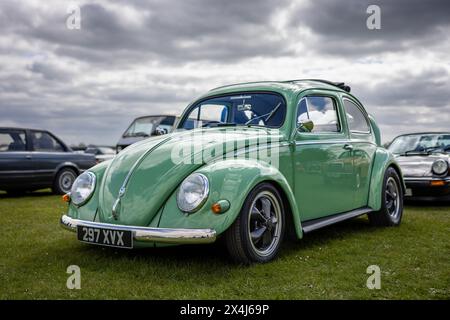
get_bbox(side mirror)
[297,119,314,133]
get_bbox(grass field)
[0,190,449,299]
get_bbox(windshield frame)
[389,133,450,155]
[177,91,287,130]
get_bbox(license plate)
[77,225,133,249]
[405,188,413,196]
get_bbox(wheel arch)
[196,159,304,239]
[368,148,405,211]
[54,162,80,177]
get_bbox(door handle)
[25,155,32,159]
[343,144,354,151]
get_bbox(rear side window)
[31,131,65,152]
[0,130,27,152]
[343,99,370,133]
[297,96,340,133]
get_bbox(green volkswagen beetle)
[61,79,404,263]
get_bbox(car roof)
[208,79,351,96]
[0,127,49,132]
[132,115,178,121]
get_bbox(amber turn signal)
[62,193,71,203]
[211,199,230,214]
[430,180,445,187]
[211,203,222,214]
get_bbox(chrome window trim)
[287,139,378,147]
[342,97,371,134]
[296,95,343,135]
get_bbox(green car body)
[61,80,405,262]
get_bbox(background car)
[116,115,179,153]
[0,127,96,195]
[389,132,450,201]
[84,146,116,163]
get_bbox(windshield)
[124,116,176,137]
[389,133,450,155]
[179,93,286,129]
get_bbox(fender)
[157,159,303,239]
[368,148,405,210]
[67,160,111,221]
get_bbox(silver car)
[389,132,450,201]
[116,115,179,153]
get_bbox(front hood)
[98,127,284,226]
[395,154,449,177]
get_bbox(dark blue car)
[0,127,96,195]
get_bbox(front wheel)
[368,167,404,226]
[225,183,285,264]
[53,168,77,195]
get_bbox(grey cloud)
[27,61,72,81]
[0,0,449,146]
[20,0,292,65]
[354,68,450,108]
[294,0,450,55]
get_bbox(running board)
[302,207,372,233]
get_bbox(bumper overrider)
[60,214,217,245]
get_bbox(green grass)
[0,190,449,299]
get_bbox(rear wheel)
[53,168,77,195]
[225,183,285,264]
[368,167,403,226]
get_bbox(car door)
[0,128,34,189]
[342,96,377,208]
[29,130,69,184]
[293,91,355,221]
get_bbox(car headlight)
[177,173,209,213]
[431,159,449,175]
[70,172,96,206]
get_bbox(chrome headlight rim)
[70,171,96,206]
[431,159,449,175]
[176,173,209,213]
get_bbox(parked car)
[389,132,450,201]
[61,79,404,263]
[116,115,179,153]
[0,127,96,195]
[85,146,116,163]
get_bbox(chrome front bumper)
[60,215,217,244]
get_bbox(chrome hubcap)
[248,191,282,257]
[60,172,75,192]
[385,177,400,218]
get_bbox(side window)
[343,99,370,133]
[0,131,27,152]
[31,131,64,152]
[297,96,340,133]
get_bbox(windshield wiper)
[245,102,281,126]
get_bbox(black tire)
[368,167,403,226]
[53,168,77,195]
[225,183,285,264]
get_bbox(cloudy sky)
[0,0,449,145]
